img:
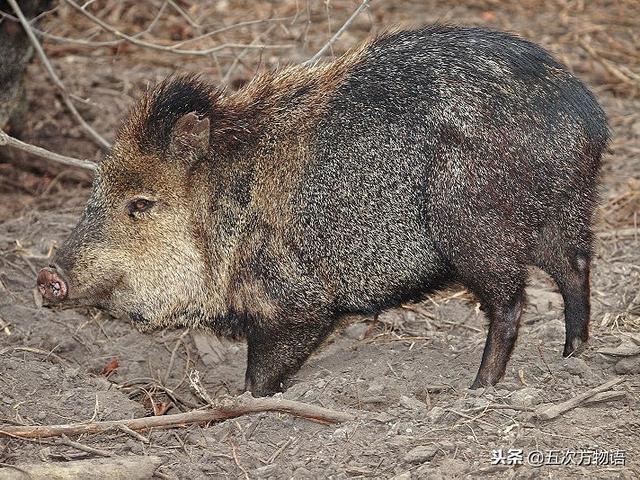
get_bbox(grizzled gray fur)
[38,25,609,396]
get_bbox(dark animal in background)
[0,0,53,130]
[37,25,609,396]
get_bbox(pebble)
[563,357,592,377]
[509,387,543,408]
[427,406,446,422]
[399,395,427,411]
[370,412,395,423]
[254,464,279,476]
[615,357,640,375]
[386,435,413,447]
[404,445,438,464]
[125,438,143,454]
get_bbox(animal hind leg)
[531,226,592,357]
[546,250,591,357]
[470,279,526,388]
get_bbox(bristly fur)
[53,25,609,397]
[120,74,221,155]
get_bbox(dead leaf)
[101,357,119,376]
[153,402,171,416]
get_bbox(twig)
[0,346,67,364]
[268,437,293,463]
[117,425,149,444]
[59,434,112,457]
[303,0,371,65]
[582,390,626,405]
[7,0,111,150]
[230,440,250,480]
[0,10,117,46]
[0,130,97,172]
[166,0,200,28]
[533,377,624,421]
[0,393,355,439]
[64,0,291,57]
[222,23,277,84]
[188,369,215,406]
[169,15,291,48]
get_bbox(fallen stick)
[0,393,355,439]
[583,390,627,406]
[0,130,97,172]
[0,455,162,480]
[533,377,624,421]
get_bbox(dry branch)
[0,393,355,439]
[7,0,111,150]
[303,0,371,65]
[0,130,97,172]
[582,390,627,405]
[0,455,162,480]
[533,377,624,421]
[0,10,120,47]
[64,0,291,57]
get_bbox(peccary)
[37,26,609,396]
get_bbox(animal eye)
[127,198,155,217]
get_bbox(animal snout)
[37,266,68,302]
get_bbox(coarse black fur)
[48,25,609,396]
[137,76,218,155]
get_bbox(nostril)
[37,267,68,301]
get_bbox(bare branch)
[0,130,97,172]
[166,0,200,29]
[0,456,162,480]
[64,0,292,57]
[0,11,291,51]
[169,17,292,49]
[0,393,355,439]
[533,377,624,421]
[222,24,278,84]
[7,0,111,150]
[0,10,120,46]
[303,0,371,66]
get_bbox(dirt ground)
[0,1,639,479]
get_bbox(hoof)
[562,336,588,358]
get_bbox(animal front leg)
[244,317,334,397]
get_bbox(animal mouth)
[37,267,68,302]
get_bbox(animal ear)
[170,112,210,155]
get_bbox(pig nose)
[37,267,68,302]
